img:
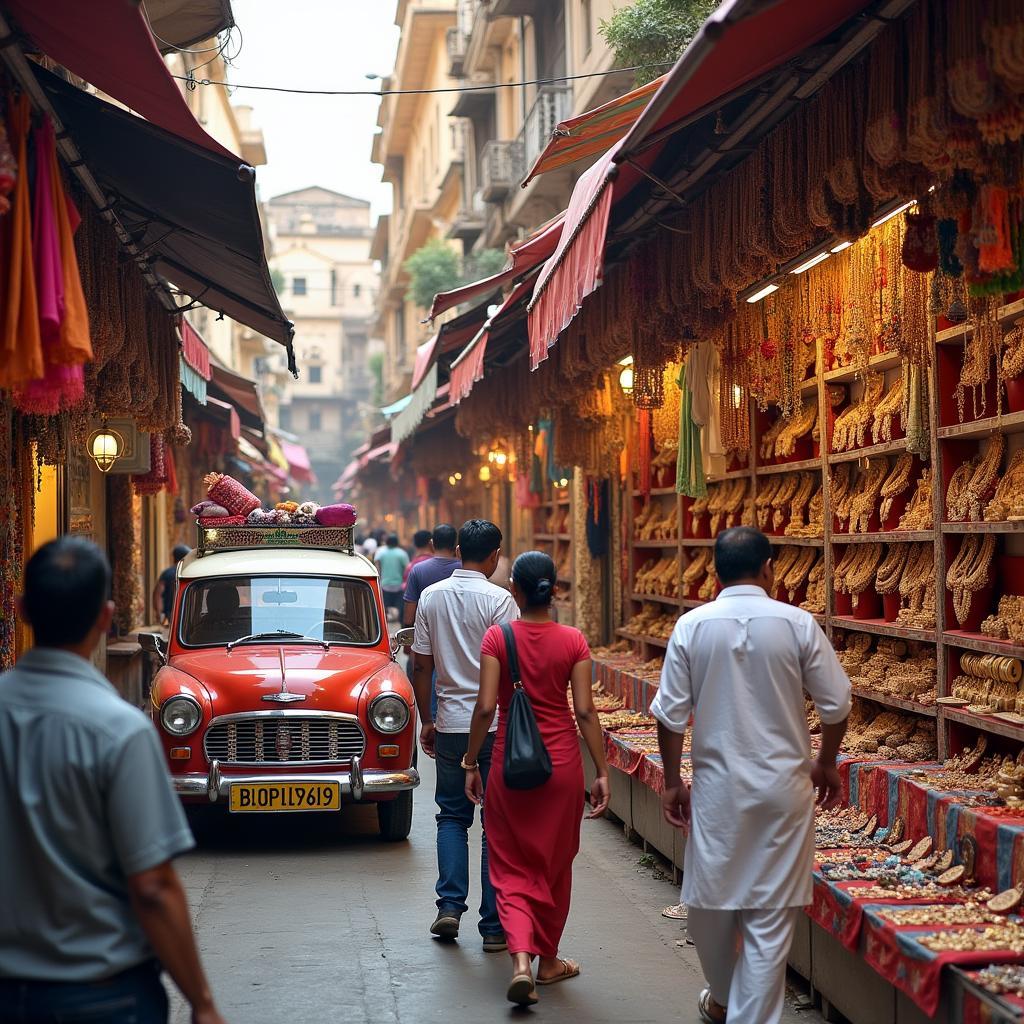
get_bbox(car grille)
[204,717,366,766]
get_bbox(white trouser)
[687,906,800,1024]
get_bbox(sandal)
[698,987,727,1023]
[661,903,687,920]
[507,974,538,1006]
[536,958,581,986]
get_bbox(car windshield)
[179,576,381,648]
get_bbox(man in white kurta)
[651,527,851,1024]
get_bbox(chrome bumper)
[173,757,419,802]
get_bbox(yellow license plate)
[229,782,341,813]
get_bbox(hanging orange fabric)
[49,135,91,363]
[0,94,43,388]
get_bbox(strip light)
[872,198,916,229]
[830,240,853,253]
[745,282,780,304]
[790,251,832,275]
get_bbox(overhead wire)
[170,62,676,97]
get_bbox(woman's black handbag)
[501,623,553,790]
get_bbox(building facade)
[370,0,629,400]
[267,187,379,491]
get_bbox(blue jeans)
[434,730,500,936]
[0,960,167,1023]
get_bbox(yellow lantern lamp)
[479,465,492,483]
[88,422,124,473]
[618,356,634,396]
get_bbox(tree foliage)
[600,0,718,86]
[403,240,508,310]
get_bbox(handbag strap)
[500,622,523,689]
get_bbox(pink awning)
[180,317,211,380]
[281,440,317,485]
[428,215,564,321]
[526,0,875,367]
[410,335,439,392]
[4,0,237,161]
[334,459,360,494]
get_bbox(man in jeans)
[411,519,517,950]
[0,538,224,1024]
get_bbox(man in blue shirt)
[403,524,461,627]
[0,538,224,1024]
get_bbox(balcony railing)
[516,86,571,182]
[446,27,467,77]
[480,139,522,201]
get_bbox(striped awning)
[521,76,664,187]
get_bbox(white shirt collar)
[451,569,486,579]
[717,584,769,599]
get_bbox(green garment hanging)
[676,364,707,497]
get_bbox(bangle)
[460,755,479,770]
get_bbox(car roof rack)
[195,523,356,557]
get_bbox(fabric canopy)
[281,440,316,485]
[36,67,294,362]
[143,0,235,54]
[333,459,360,494]
[428,215,564,321]
[522,76,664,187]
[209,363,264,431]
[410,336,439,393]
[392,364,439,445]
[527,0,874,366]
[180,318,212,380]
[204,396,240,440]
[5,0,235,160]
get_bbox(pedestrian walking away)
[652,527,851,1024]
[403,528,433,589]
[402,524,461,628]
[411,519,518,948]
[463,550,610,1007]
[152,543,190,627]
[374,532,409,622]
[0,538,225,1024]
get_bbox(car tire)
[377,790,413,842]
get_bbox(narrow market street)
[168,756,823,1024]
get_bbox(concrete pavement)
[168,755,826,1023]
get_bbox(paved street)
[168,755,825,1023]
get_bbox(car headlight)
[369,694,409,734]
[160,695,202,736]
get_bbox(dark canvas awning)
[142,0,235,54]
[36,67,294,366]
[208,363,265,431]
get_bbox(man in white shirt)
[411,519,518,951]
[652,527,851,1024]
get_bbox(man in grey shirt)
[0,538,224,1024]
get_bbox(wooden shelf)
[772,535,825,547]
[628,592,680,607]
[942,706,1024,741]
[832,617,938,642]
[828,437,908,464]
[756,458,822,476]
[615,628,669,649]
[633,539,680,548]
[824,350,905,383]
[632,487,677,497]
[812,613,827,625]
[832,531,934,544]
[681,537,716,547]
[706,468,752,483]
[943,630,1024,659]
[800,376,820,394]
[851,685,938,717]
[942,521,1024,534]
[938,409,1024,440]
[679,598,708,609]
[533,532,571,541]
[934,298,1024,344]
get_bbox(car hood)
[169,646,393,713]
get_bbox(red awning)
[208,363,264,431]
[362,442,398,466]
[281,440,317,485]
[527,0,874,367]
[410,336,439,393]
[180,318,212,381]
[522,76,664,187]
[334,459,360,494]
[206,397,241,440]
[428,214,564,321]
[4,0,237,160]
[450,270,539,404]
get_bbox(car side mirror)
[390,627,415,657]
[138,631,168,665]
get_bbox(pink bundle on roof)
[315,503,357,527]
[203,472,261,517]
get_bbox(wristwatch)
[460,755,479,771]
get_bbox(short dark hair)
[714,526,773,585]
[413,529,432,548]
[23,537,111,647]
[458,519,502,563]
[512,551,555,607]
[172,544,190,562]
[386,533,399,547]
[432,523,457,552]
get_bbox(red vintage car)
[140,524,419,840]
